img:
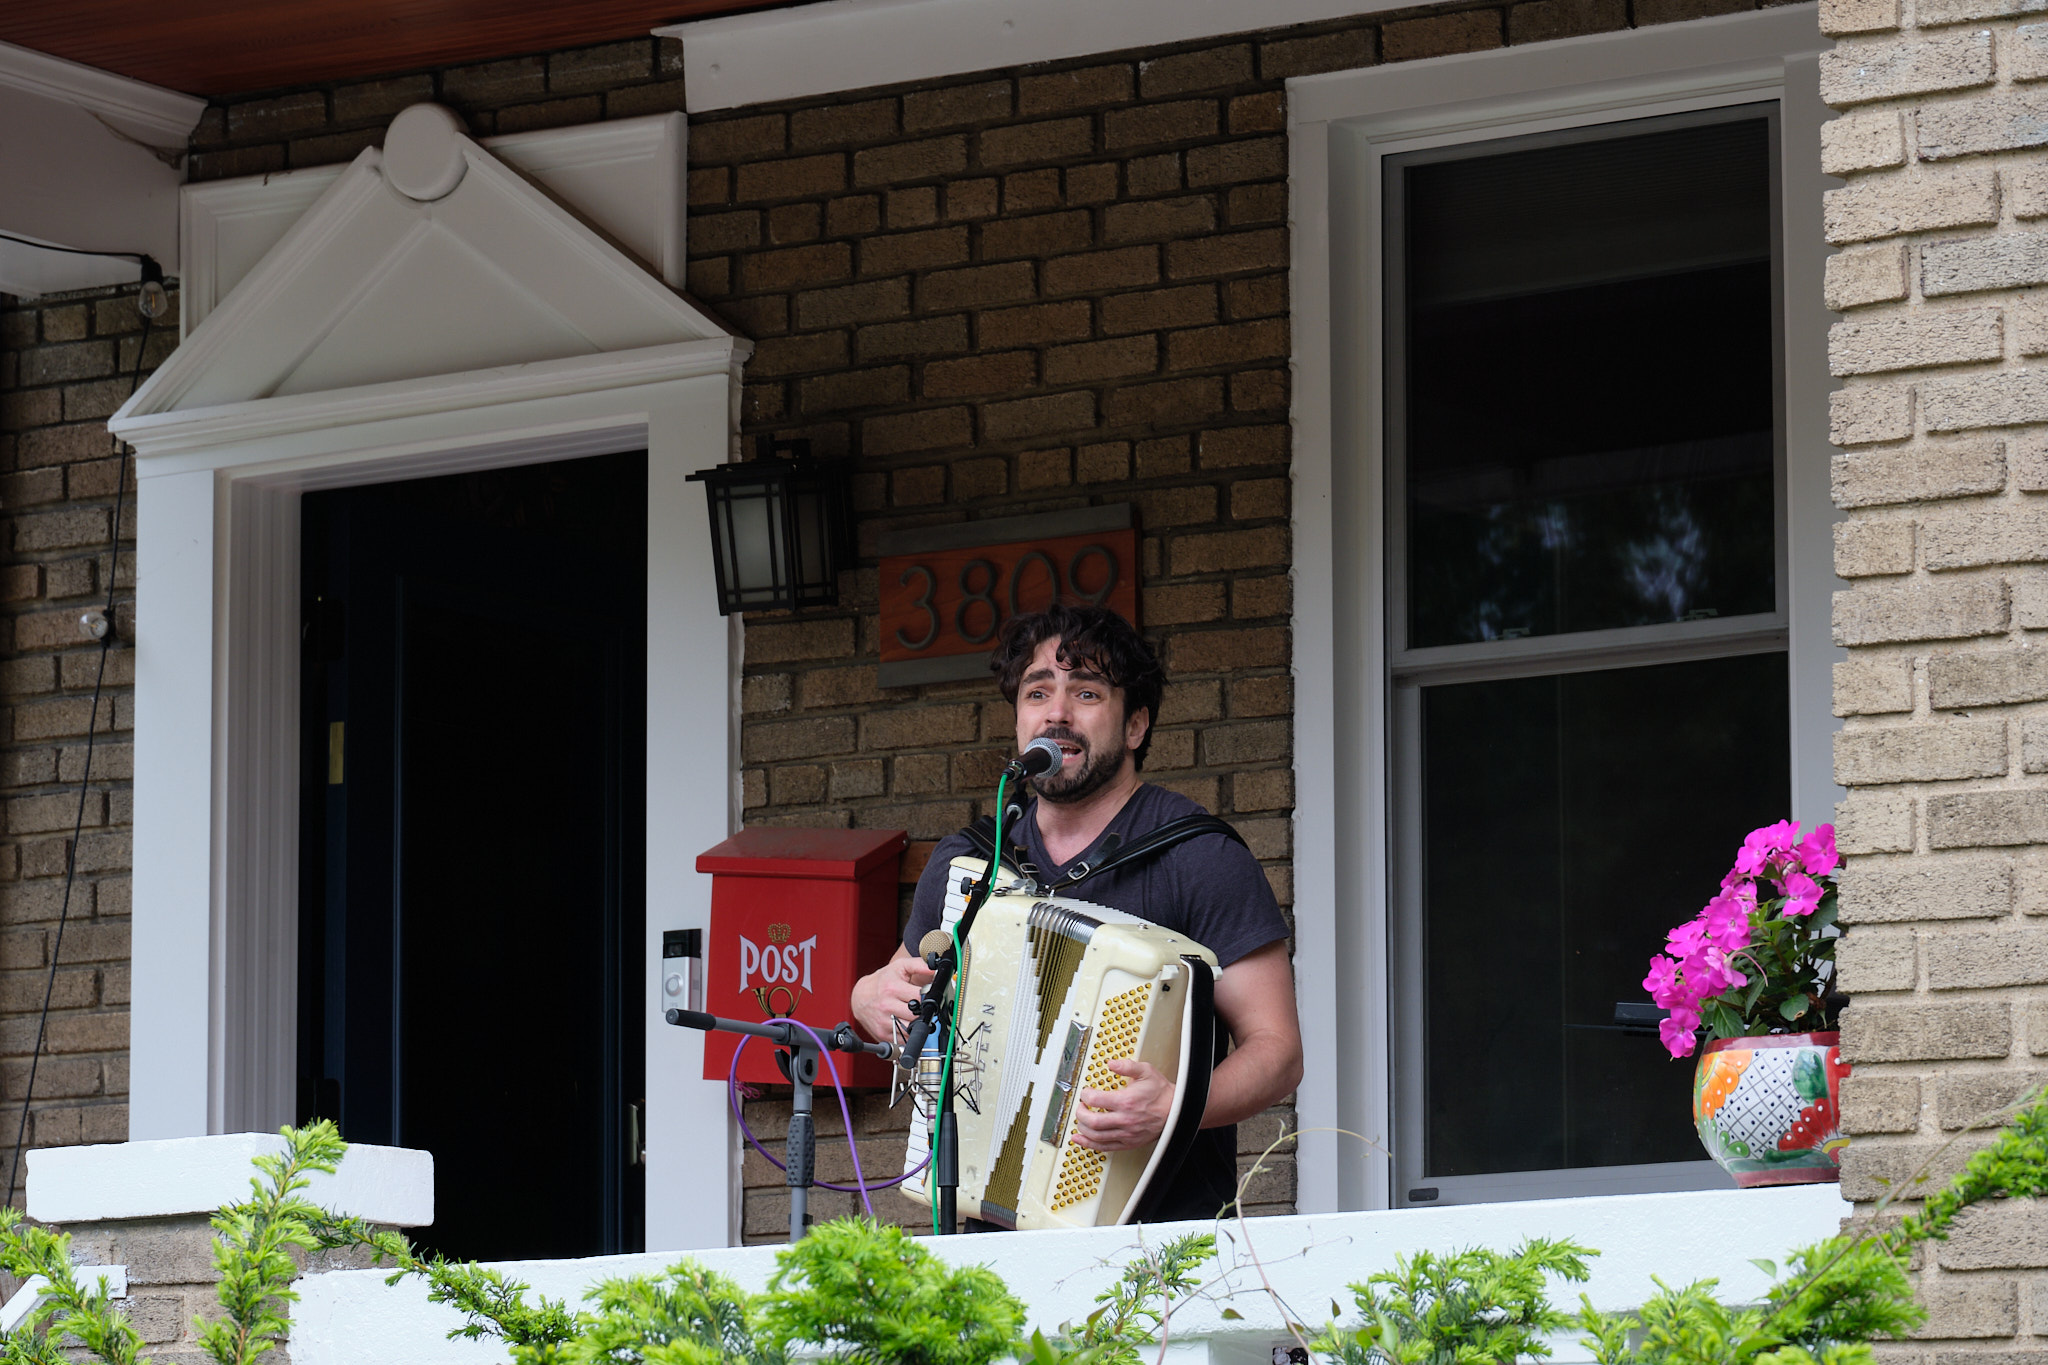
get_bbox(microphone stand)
[898,748,1045,1234]
[666,1008,892,1242]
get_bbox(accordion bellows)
[901,856,1219,1229]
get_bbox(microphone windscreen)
[1021,736,1065,776]
[919,929,953,958]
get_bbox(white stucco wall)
[291,1184,1848,1365]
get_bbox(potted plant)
[1644,820,1848,1187]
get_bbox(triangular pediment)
[121,109,735,419]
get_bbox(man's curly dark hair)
[990,604,1166,769]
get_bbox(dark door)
[298,451,648,1261]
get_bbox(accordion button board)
[900,856,1219,1230]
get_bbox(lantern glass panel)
[724,480,788,606]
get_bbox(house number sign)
[876,505,1139,688]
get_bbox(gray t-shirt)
[905,783,1287,965]
[905,783,1289,1223]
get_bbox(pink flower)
[1735,820,1801,877]
[1667,919,1709,957]
[1704,892,1754,954]
[1780,871,1823,918]
[1644,954,1686,1008]
[1660,1004,1701,1059]
[1796,823,1840,879]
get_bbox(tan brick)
[857,316,969,363]
[748,332,849,379]
[2017,21,2048,77]
[1018,64,1134,116]
[742,674,791,715]
[979,118,1094,168]
[1128,152,1184,196]
[1105,376,1225,428]
[859,227,971,276]
[1171,527,1290,575]
[1229,92,1286,136]
[1921,90,2048,161]
[1840,851,2011,921]
[1826,244,1910,312]
[1930,647,2048,707]
[921,261,1037,311]
[1933,1200,2048,1277]
[1140,44,1253,98]
[1927,927,2048,988]
[1834,578,2007,645]
[1834,441,2004,508]
[1925,369,2048,434]
[743,717,856,763]
[1166,319,1289,371]
[827,195,881,235]
[1835,655,1915,714]
[903,80,1010,133]
[795,278,911,330]
[1924,233,2048,299]
[1820,31,1995,105]
[1143,582,1227,626]
[1104,197,1218,246]
[891,465,944,506]
[1101,284,1219,335]
[1843,1132,1993,1201]
[1017,447,1072,490]
[945,179,997,221]
[1104,101,1220,151]
[1137,485,1217,527]
[1066,162,1120,204]
[863,407,971,456]
[2023,716,2048,771]
[1166,229,1288,280]
[1383,10,1503,60]
[1508,0,1628,43]
[1044,336,1157,386]
[1200,424,1290,468]
[983,391,1095,442]
[1076,441,1131,483]
[1187,139,1286,189]
[1199,717,1290,762]
[745,619,856,665]
[1044,246,1159,296]
[1915,1277,2018,1338]
[1844,999,2011,1061]
[976,300,1092,348]
[1259,29,1377,79]
[1825,166,2000,245]
[1835,719,2007,784]
[1003,168,1061,214]
[981,211,1093,261]
[1137,435,1193,476]
[735,154,845,203]
[853,136,968,187]
[1931,788,2048,847]
[1937,1072,2048,1132]
[830,760,885,800]
[1829,307,2003,377]
[1821,0,1902,33]
[1923,504,2048,570]
[1841,1074,1921,1133]
[922,351,1036,400]
[1836,518,1915,577]
[1837,928,1918,991]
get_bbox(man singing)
[850,603,1304,1222]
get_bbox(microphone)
[1005,736,1065,781]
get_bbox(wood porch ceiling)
[0,0,805,98]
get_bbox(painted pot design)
[1693,1031,1849,1187]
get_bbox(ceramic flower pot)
[1693,1031,1849,1187]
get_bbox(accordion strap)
[957,810,1247,894]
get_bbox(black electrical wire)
[6,307,149,1210]
[0,232,150,264]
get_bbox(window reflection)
[1402,117,1778,648]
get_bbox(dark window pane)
[1419,652,1790,1178]
[1401,116,1778,647]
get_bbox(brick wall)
[0,283,162,1206]
[1821,0,2048,1344]
[1,0,1800,1242]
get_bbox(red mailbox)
[697,826,906,1087]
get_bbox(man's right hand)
[850,946,935,1044]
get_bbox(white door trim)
[114,345,749,1250]
[1286,3,1832,1214]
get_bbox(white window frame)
[1287,3,1842,1213]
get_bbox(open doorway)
[297,449,649,1260]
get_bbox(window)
[1387,106,1792,1205]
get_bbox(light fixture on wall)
[688,436,849,615]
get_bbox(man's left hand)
[1071,1059,1174,1152]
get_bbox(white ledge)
[29,1134,434,1227]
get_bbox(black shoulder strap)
[1045,813,1246,893]
[958,815,1027,874]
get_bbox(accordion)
[900,856,1220,1229]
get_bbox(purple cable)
[726,1028,930,1214]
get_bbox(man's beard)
[1029,729,1124,805]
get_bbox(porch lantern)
[688,436,849,614]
